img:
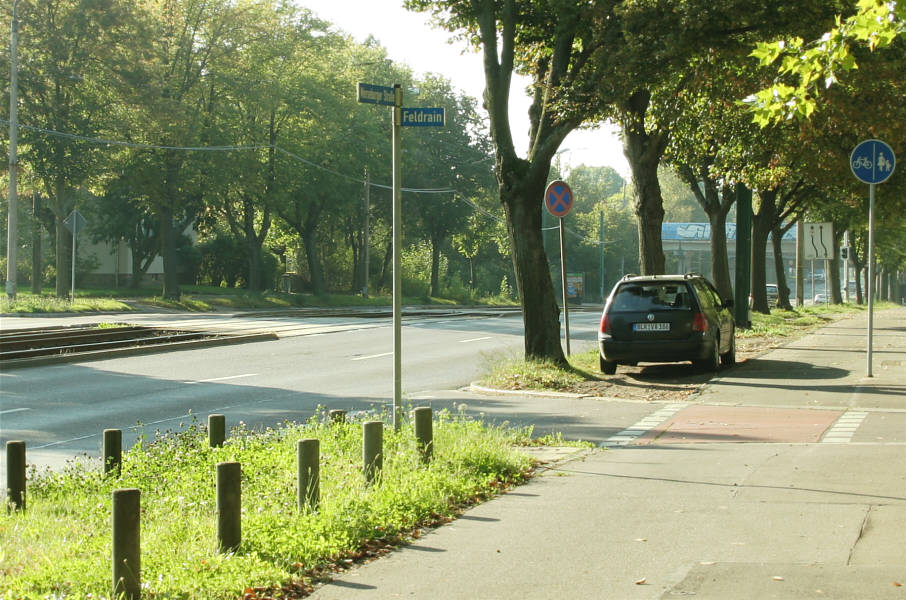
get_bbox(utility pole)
[6,0,20,299]
[599,208,606,303]
[363,169,370,297]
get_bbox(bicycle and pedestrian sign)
[849,138,896,379]
[850,139,895,184]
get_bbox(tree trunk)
[247,241,264,292]
[159,205,180,300]
[678,167,734,298]
[750,190,776,314]
[771,225,794,310]
[302,221,325,296]
[379,234,392,293]
[709,210,731,298]
[498,159,565,363]
[54,212,71,298]
[32,196,42,294]
[160,155,182,300]
[621,90,667,276]
[429,235,441,298]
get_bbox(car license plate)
[633,322,670,332]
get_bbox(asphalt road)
[0,308,602,475]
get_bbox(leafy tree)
[405,0,613,363]
[749,0,901,124]
[8,0,135,296]
[404,75,494,297]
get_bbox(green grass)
[0,294,132,314]
[481,350,601,392]
[0,286,519,314]
[0,410,536,599]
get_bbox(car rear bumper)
[599,336,715,364]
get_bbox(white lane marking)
[33,433,97,449]
[184,374,257,385]
[821,411,868,444]
[459,336,492,343]
[352,352,393,361]
[601,403,688,448]
[0,407,31,415]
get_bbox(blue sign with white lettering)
[401,107,445,127]
[850,139,896,184]
[357,83,396,106]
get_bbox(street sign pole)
[392,84,402,430]
[558,217,570,356]
[850,139,895,378]
[867,183,875,377]
[544,180,574,356]
[71,226,77,301]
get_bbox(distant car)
[766,284,779,305]
[598,273,736,374]
[814,293,828,304]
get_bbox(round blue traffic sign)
[850,139,896,184]
[544,180,574,218]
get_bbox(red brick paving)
[636,405,844,444]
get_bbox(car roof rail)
[683,272,704,279]
[620,273,639,280]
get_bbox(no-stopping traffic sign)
[544,180,574,218]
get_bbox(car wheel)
[720,334,736,367]
[694,335,720,373]
[600,355,617,374]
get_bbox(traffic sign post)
[391,84,402,431]
[545,180,574,355]
[63,209,88,302]
[850,139,896,377]
[357,83,446,428]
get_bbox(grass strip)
[0,410,535,599]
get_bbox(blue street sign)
[544,180,574,217]
[357,83,396,106]
[401,107,445,127]
[850,139,896,184]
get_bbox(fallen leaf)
[700,561,716,566]
[893,582,902,587]
[635,538,647,542]
[773,576,784,581]
[635,578,647,585]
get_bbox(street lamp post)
[6,0,20,299]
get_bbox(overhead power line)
[1,120,458,195]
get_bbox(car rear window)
[611,283,692,311]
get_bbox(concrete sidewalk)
[310,307,906,599]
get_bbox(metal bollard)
[103,429,122,475]
[112,488,141,600]
[413,407,433,463]
[217,461,241,553]
[328,409,347,426]
[208,414,226,448]
[6,440,25,512]
[362,421,383,485]
[297,439,320,512]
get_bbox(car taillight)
[692,312,708,332]
[600,314,611,334]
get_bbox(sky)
[299,0,629,177]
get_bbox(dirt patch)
[566,334,786,403]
